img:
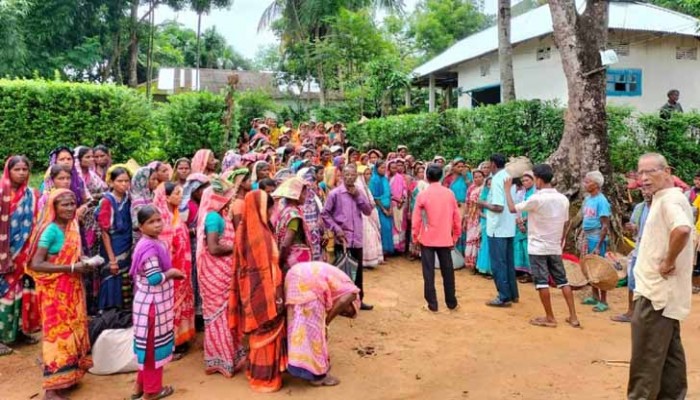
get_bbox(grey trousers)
[627,297,687,400]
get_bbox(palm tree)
[190,0,233,89]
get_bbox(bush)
[347,100,700,181]
[236,90,277,132]
[157,91,230,160]
[0,79,152,168]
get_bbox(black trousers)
[628,297,687,400]
[420,247,457,311]
[335,246,364,301]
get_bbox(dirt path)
[2,257,700,400]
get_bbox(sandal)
[0,343,12,357]
[565,317,581,328]
[610,314,631,323]
[131,392,144,400]
[593,302,609,312]
[581,296,598,305]
[529,317,557,328]
[310,375,340,387]
[144,386,174,400]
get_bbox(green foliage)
[0,79,152,168]
[235,90,278,130]
[638,112,700,181]
[408,0,492,60]
[157,91,229,159]
[312,105,359,124]
[648,0,700,18]
[346,100,700,181]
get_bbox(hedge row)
[346,100,700,181]
[0,79,231,169]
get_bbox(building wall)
[453,32,700,113]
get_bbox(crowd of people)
[0,116,698,400]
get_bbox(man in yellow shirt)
[628,153,694,400]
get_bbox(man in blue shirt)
[479,154,519,307]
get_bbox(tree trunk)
[498,0,516,102]
[548,0,610,197]
[196,12,202,91]
[316,63,327,107]
[127,0,139,88]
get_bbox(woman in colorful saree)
[130,205,185,400]
[234,190,287,393]
[0,156,40,357]
[250,161,271,191]
[285,262,359,387]
[196,175,245,377]
[153,182,195,357]
[97,167,134,311]
[271,177,313,272]
[191,149,218,176]
[357,165,384,267]
[369,160,394,256]
[297,166,324,261]
[513,171,536,282]
[443,157,470,255]
[464,170,486,271]
[130,167,159,236]
[475,177,492,276]
[388,159,408,254]
[28,189,97,400]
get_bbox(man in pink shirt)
[412,164,462,312]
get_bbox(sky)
[154,0,503,60]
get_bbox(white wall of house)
[453,31,700,113]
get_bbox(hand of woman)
[109,261,119,275]
[76,262,94,274]
[166,268,186,280]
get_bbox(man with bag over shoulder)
[412,163,462,313]
[322,165,375,310]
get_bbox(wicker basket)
[563,259,588,289]
[505,156,533,178]
[581,255,619,291]
[606,252,629,280]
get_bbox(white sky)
[154,0,502,59]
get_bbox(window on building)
[607,41,630,56]
[606,69,642,97]
[536,47,551,61]
[479,60,490,77]
[676,47,698,60]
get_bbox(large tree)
[189,0,234,89]
[497,0,516,102]
[548,0,610,196]
[408,0,490,60]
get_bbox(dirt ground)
[2,257,700,400]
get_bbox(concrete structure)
[413,1,700,113]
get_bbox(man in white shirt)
[628,153,694,400]
[504,164,580,328]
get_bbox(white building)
[412,1,700,113]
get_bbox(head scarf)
[272,177,307,201]
[397,145,408,152]
[26,189,80,278]
[171,158,191,182]
[130,235,172,280]
[251,161,270,183]
[367,149,383,159]
[178,173,210,213]
[44,146,87,206]
[130,167,155,225]
[234,190,282,332]
[0,157,35,273]
[225,168,250,200]
[221,150,242,173]
[105,163,135,185]
[191,149,214,174]
[433,156,446,163]
[152,182,179,252]
[333,156,345,168]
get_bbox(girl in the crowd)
[130,167,159,236]
[40,146,91,212]
[37,165,72,212]
[97,167,133,311]
[130,205,185,400]
[191,149,218,176]
[0,156,40,357]
[229,169,252,230]
[149,162,171,185]
[250,161,271,190]
[153,182,195,357]
[272,177,312,272]
[357,165,383,267]
[93,145,112,181]
[409,162,428,260]
[388,159,408,254]
[297,166,325,261]
[475,177,492,276]
[514,172,536,282]
[464,170,486,271]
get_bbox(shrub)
[0,79,152,168]
[236,90,277,132]
[157,91,230,160]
